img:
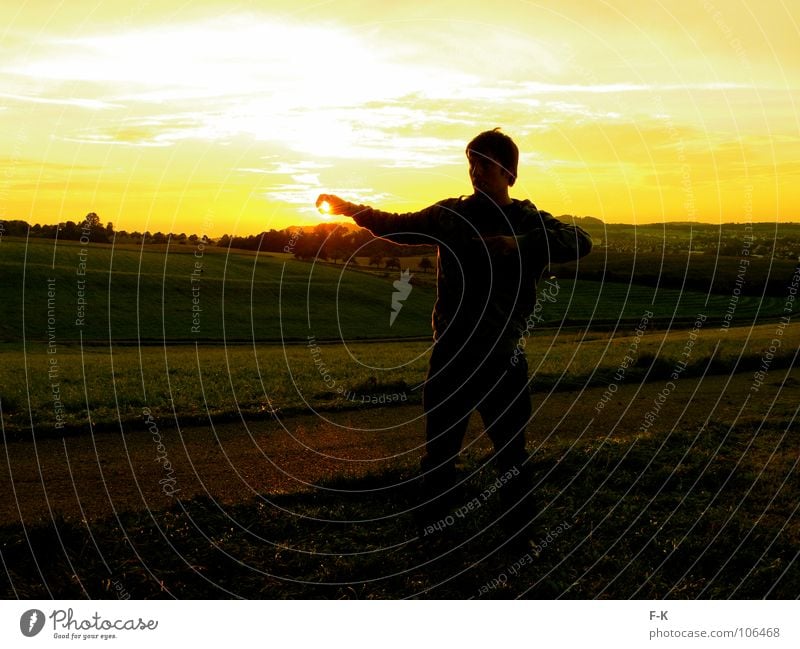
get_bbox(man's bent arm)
[519,210,593,264]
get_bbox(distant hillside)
[285,221,361,234]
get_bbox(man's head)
[466,128,519,195]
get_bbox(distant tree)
[40,223,58,238]
[61,221,79,240]
[1,220,30,237]
[293,237,317,261]
[260,229,285,252]
[78,212,108,242]
[349,228,374,253]
[84,212,101,229]
[230,235,249,250]
[369,253,384,268]
[418,257,433,273]
[384,257,401,270]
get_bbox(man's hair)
[466,128,519,186]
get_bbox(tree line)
[0,216,437,268]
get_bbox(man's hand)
[316,194,356,217]
[473,235,518,256]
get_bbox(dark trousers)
[418,340,532,514]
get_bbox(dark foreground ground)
[1,368,798,598]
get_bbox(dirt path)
[2,367,797,525]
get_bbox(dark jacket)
[351,195,592,353]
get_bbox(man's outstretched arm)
[316,194,452,245]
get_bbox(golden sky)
[0,0,798,237]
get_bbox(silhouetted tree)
[293,236,318,261]
[61,221,79,240]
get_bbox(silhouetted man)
[317,128,592,539]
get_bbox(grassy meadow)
[2,320,798,437]
[0,237,790,346]
[1,236,797,435]
[1,236,798,599]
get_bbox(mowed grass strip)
[2,321,798,436]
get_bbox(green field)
[2,239,798,599]
[0,238,790,347]
[2,237,797,435]
[0,238,434,343]
[2,320,797,437]
[553,249,799,296]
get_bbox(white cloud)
[520,81,747,94]
[292,173,321,186]
[55,134,169,148]
[0,92,121,110]
[7,11,752,166]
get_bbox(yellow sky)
[0,0,798,237]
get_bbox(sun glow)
[0,1,797,236]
